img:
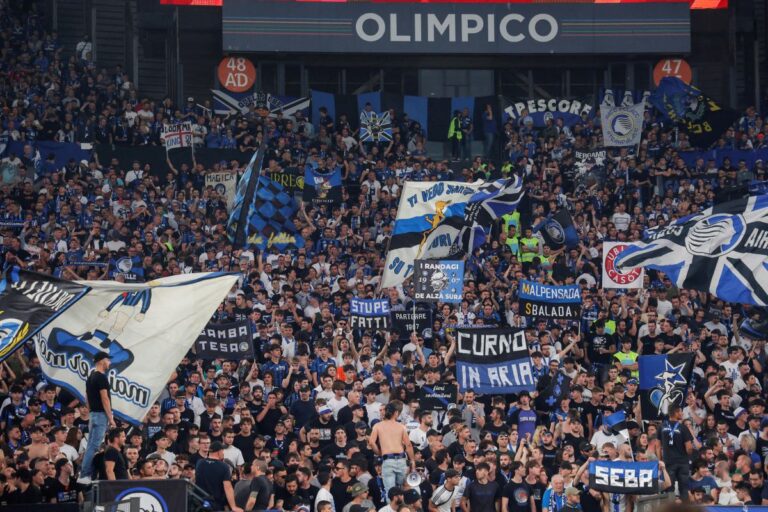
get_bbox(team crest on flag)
[638,353,694,419]
[414,260,464,303]
[601,103,645,147]
[615,195,768,304]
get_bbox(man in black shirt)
[77,351,115,485]
[502,461,534,512]
[661,405,694,502]
[102,428,129,480]
[195,441,243,512]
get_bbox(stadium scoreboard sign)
[223,1,690,54]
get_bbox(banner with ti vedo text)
[34,273,238,424]
[588,461,659,495]
[350,298,390,330]
[195,320,253,360]
[455,327,535,394]
[414,260,464,303]
[518,280,581,318]
[602,241,644,289]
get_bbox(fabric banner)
[95,478,188,512]
[650,77,739,148]
[413,260,464,303]
[421,382,457,412]
[518,280,581,319]
[160,122,193,151]
[536,371,572,410]
[588,461,659,495]
[0,267,89,362]
[392,308,433,340]
[455,327,535,394]
[360,111,393,143]
[534,209,579,250]
[638,353,695,420]
[195,320,253,360]
[615,195,768,304]
[205,171,237,209]
[421,177,525,260]
[502,97,593,127]
[268,167,304,193]
[602,242,644,289]
[212,89,310,118]
[604,410,630,439]
[303,167,342,206]
[601,103,645,147]
[350,298,390,330]
[34,273,238,424]
[227,147,304,251]
[381,181,480,288]
[108,255,145,283]
[575,148,607,173]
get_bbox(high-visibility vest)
[448,117,462,140]
[520,237,538,262]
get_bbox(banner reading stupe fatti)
[456,327,535,394]
[34,273,237,424]
[350,298,390,330]
[518,280,581,318]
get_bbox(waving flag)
[381,181,480,288]
[650,77,738,148]
[639,353,694,420]
[615,195,768,305]
[534,209,580,249]
[420,176,524,260]
[604,410,630,440]
[359,111,392,143]
[601,103,645,147]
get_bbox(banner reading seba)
[588,461,659,495]
[518,280,581,318]
[456,327,535,394]
[414,260,464,303]
[34,273,237,424]
[195,320,253,360]
[0,267,89,362]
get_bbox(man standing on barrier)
[661,405,694,501]
[77,351,115,485]
[368,400,416,499]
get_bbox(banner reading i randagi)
[33,273,237,424]
[195,320,253,360]
[518,280,581,318]
[456,327,535,394]
[350,298,390,330]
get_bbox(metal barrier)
[634,492,675,512]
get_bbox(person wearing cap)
[342,481,374,512]
[77,350,114,485]
[563,486,582,512]
[195,440,244,512]
[430,468,462,511]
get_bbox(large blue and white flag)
[615,195,768,305]
[381,181,480,288]
[639,353,694,420]
[34,273,238,424]
[420,176,525,260]
[601,102,645,147]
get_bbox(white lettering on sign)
[355,12,558,44]
[457,330,527,356]
[594,466,654,489]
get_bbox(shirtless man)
[368,400,416,499]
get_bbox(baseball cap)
[94,351,111,363]
[348,482,368,497]
[627,378,639,386]
[210,441,226,452]
[318,406,333,415]
[403,489,421,505]
[565,487,581,497]
[354,421,368,430]
[735,407,748,419]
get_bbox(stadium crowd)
[2,1,768,511]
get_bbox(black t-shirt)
[86,371,110,412]
[330,477,358,511]
[587,332,614,365]
[234,432,257,465]
[102,446,129,480]
[503,480,532,512]
[575,483,602,512]
[526,479,547,512]
[465,480,500,511]
[304,417,339,448]
[249,475,273,511]
[46,478,80,503]
[661,420,694,464]
[196,458,232,509]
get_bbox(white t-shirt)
[315,488,335,511]
[223,445,244,468]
